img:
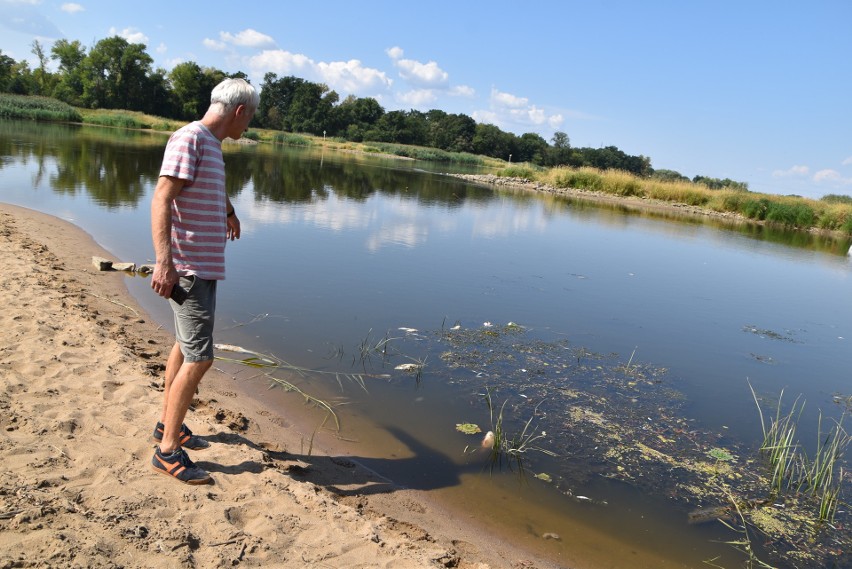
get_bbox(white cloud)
[772,165,810,178]
[397,89,437,106]
[471,110,499,125]
[203,38,227,51]
[547,113,565,129]
[814,169,843,183]
[386,46,404,60]
[449,85,475,98]
[61,3,84,14]
[155,42,166,55]
[248,50,392,96]
[219,28,275,49]
[316,59,393,94]
[393,57,448,88]
[843,156,852,166]
[473,87,564,134]
[108,27,148,44]
[249,49,313,74]
[492,88,528,108]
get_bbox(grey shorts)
[171,275,217,362]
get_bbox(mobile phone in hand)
[169,283,188,305]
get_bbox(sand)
[0,203,564,569]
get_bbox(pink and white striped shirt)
[159,122,228,280]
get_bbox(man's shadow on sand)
[194,426,487,495]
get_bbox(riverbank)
[449,173,852,241]
[0,203,562,569]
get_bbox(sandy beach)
[0,203,565,569]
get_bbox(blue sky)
[1,0,850,199]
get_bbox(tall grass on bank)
[370,142,485,165]
[0,93,82,122]
[497,165,852,235]
[749,382,850,522]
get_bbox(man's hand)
[227,212,241,241]
[151,262,179,299]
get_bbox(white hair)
[210,78,259,114]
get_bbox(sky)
[1,0,850,199]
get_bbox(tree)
[50,39,86,104]
[472,123,513,160]
[329,95,384,138]
[80,36,154,110]
[693,175,749,191]
[546,131,573,166]
[516,132,548,164]
[169,62,209,119]
[31,40,51,95]
[258,74,338,134]
[426,110,475,152]
[289,80,337,134]
[0,51,15,93]
[651,169,689,183]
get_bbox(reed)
[481,388,556,472]
[0,93,82,122]
[214,343,380,430]
[749,381,849,522]
[705,487,779,569]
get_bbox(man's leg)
[158,359,212,454]
[159,341,184,423]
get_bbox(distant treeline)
[1,35,747,188]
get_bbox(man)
[149,78,259,484]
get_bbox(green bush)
[742,198,770,220]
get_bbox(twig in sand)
[87,292,139,316]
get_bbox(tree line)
[0,35,747,189]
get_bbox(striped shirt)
[159,122,227,280]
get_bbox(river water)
[2,119,850,568]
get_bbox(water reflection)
[3,118,849,257]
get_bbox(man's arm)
[151,175,185,298]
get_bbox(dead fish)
[542,533,561,541]
[688,505,734,525]
[395,363,422,372]
[482,431,495,449]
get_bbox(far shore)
[448,173,852,242]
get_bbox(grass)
[213,343,378,430]
[480,388,556,473]
[76,107,184,132]
[0,93,82,122]
[749,381,850,522]
[495,165,852,235]
[705,487,779,569]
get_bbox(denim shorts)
[171,275,217,362]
